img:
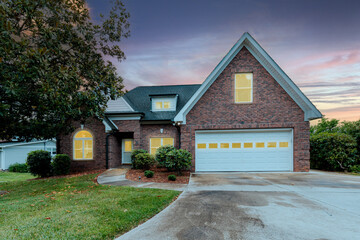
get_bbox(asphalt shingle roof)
[123,84,201,121]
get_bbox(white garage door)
[195,129,293,172]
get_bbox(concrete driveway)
[117,171,360,240]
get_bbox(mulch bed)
[126,167,190,184]
[29,169,106,183]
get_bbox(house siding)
[182,47,310,172]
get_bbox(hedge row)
[310,119,360,172]
[10,151,72,177]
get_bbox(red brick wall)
[108,134,122,168]
[57,118,106,172]
[140,124,179,152]
[182,47,310,172]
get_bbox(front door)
[122,139,133,164]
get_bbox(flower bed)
[126,167,190,184]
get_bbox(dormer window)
[155,101,171,110]
[151,95,177,112]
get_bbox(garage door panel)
[195,129,293,172]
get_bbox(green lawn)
[0,173,180,239]
[0,172,36,182]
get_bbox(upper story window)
[235,73,253,103]
[151,96,177,112]
[73,130,93,160]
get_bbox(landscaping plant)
[26,150,52,177]
[168,175,176,181]
[144,170,154,178]
[349,165,360,173]
[132,153,155,170]
[8,163,28,173]
[310,132,358,171]
[155,145,176,167]
[131,149,148,165]
[155,146,192,175]
[52,154,71,176]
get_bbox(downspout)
[175,122,181,149]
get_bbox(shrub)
[350,165,360,173]
[168,175,176,181]
[52,154,71,176]
[340,120,360,154]
[8,163,28,173]
[144,170,154,178]
[156,147,192,175]
[131,149,148,167]
[155,145,176,167]
[132,153,155,170]
[310,132,358,171]
[26,150,52,177]
[165,149,192,175]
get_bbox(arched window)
[73,130,93,160]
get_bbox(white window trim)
[234,73,253,104]
[151,97,177,112]
[73,131,94,161]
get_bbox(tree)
[0,0,130,140]
[310,118,340,136]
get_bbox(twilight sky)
[87,0,360,121]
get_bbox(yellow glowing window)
[163,138,174,146]
[197,143,206,149]
[256,142,265,148]
[155,101,163,109]
[124,140,132,152]
[73,130,93,160]
[163,101,170,109]
[209,143,218,149]
[150,137,174,155]
[220,143,229,148]
[267,142,277,148]
[244,143,253,148]
[232,143,241,148]
[279,142,289,148]
[235,73,252,103]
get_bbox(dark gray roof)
[123,84,201,121]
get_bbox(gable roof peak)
[174,32,322,123]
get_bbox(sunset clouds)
[88,0,360,121]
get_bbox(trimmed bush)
[310,132,358,171]
[350,165,360,173]
[52,154,71,176]
[155,145,176,167]
[8,163,28,173]
[144,170,154,178]
[165,149,192,175]
[131,149,148,167]
[26,150,52,177]
[132,153,155,170]
[155,146,192,175]
[168,175,176,181]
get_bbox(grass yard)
[0,173,180,239]
[0,172,36,182]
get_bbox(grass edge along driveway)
[0,173,180,240]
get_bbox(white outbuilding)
[0,140,56,170]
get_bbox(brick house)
[58,33,322,173]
